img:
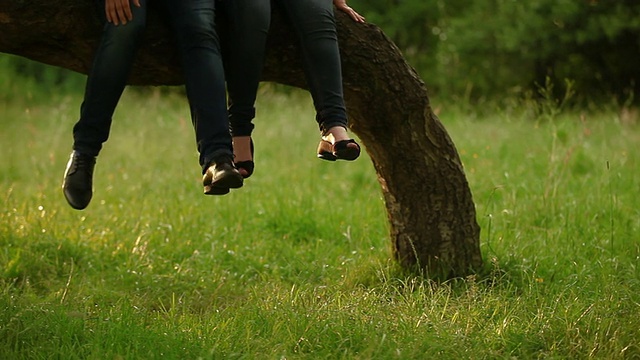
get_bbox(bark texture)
[0,0,482,277]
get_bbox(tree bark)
[0,0,482,278]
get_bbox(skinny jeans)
[73,0,230,171]
[224,0,348,137]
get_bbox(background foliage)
[351,0,640,104]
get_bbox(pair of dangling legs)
[222,0,360,178]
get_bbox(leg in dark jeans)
[160,0,243,194]
[224,0,359,169]
[220,0,270,178]
[63,0,147,210]
[73,0,148,156]
[161,0,231,170]
[221,0,271,138]
[274,0,359,161]
[277,0,348,134]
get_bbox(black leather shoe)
[62,151,96,210]
[202,155,243,195]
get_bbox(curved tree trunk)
[0,0,482,277]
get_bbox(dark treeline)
[352,0,640,104]
[2,0,639,105]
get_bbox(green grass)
[1,81,639,359]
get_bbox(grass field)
[1,81,639,359]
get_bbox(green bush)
[351,0,640,104]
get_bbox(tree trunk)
[0,0,482,278]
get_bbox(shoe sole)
[317,151,337,161]
[335,146,360,161]
[203,170,243,195]
[318,148,360,161]
[204,186,230,195]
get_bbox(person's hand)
[334,0,365,23]
[105,0,141,25]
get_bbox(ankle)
[322,126,350,144]
[232,136,253,162]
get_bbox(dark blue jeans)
[219,0,270,138]
[223,0,348,137]
[73,0,230,170]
